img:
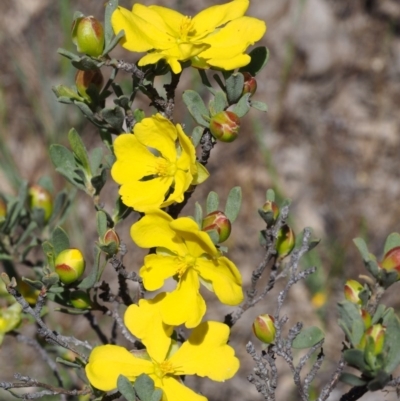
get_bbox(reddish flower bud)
[0,197,6,223]
[70,290,92,310]
[202,211,232,243]
[258,200,279,226]
[28,185,53,223]
[209,111,240,143]
[276,225,295,260]
[55,249,85,285]
[242,72,257,96]
[252,314,276,344]
[344,279,363,305]
[380,247,400,278]
[75,69,104,102]
[358,324,386,356]
[100,228,120,256]
[72,16,104,57]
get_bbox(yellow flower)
[111,0,266,73]
[85,295,239,401]
[131,209,243,328]
[111,114,208,212]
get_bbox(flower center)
[179,16,195,41]
[175,254,196,278]
[154,158,177,177]
[154,360,175,378]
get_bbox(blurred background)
[1,0,400,400]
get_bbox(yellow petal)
[208,54,251,70]
[134,115,177,162]
[192,0,249,39]
[130,209,183,252]
[162,376,207,401]
[163,169,192,207]
[149,6,185,37]
[200,17,266,69]
[140,254,179,291]
[176,123,196,170]
[85,345,153,391]
[111,5,174,52]
[169,321,239,380]
[124,294,172,362]
[119,176,172,211]
[161,269,206,328]
[111,134,158,183]
[196,257,243,305]
[170,217,218,257]
[138,52,166,68]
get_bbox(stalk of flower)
[85,294,239,401]
[111,0,266,73]
[130,209,243,328]
[111,114,209,212]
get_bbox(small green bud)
[276,225,295,260]
[202,211,232,243]
[242,72,257,96]
[252,314,276,344]
[344,279,363,305]
[360,309,372,330]
[52,85,83,101]
[70,290,92,309]
[359,324,386,356]
[0,197,6,224]
[72,16,105,57]
[209,111,241,143]
[55,249,85,285]
[380,246,400,279]
[258,200,279,226]
[28,185,53,223]
[100,228,120,256]
[75,69,104,102]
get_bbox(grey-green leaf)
[182,90,210,127]
[96,210,108,238]
[239,46,270,76]
[233,93,251,117]
[104,0,119,49]
[225,186,242,223]
[117,375,136,401]
[191,126,204,148]
[292,326,324,349]
[251,100,268,112]
[206,191,219,214]
[134,374,157,401]
[339,372,367,387]
[194,202,203,228]
[52,227,70,256]
[68,128,91,175]
[383,233,400,255]
[226,73,244,104]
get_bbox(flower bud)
[28,185,53,223]
[70,290,92,309]
[100,228,120,256]
[344,279,363,305]
[202,211,231,243]
[75,69,104,102]
[380,247,400,278]
[242,72,257,96]
[252,314,276,344]
[258,200,279,226]
[276,225,295,260]
[72,16,104,57]
[18,280,39,306]
[360,309,372,330]
[209,111,240,143]
[0,197,6,223]
[52,85,83,101]
[359,324,386,356]
[55,249,85,285]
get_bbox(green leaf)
[71,57,103,71]
[100,106,124,131]
[339,372,367,387]
[68,128,91,175]
[104,0,119,49]
[90,148,103,175]
[38,176,53,193]
[337,300,365,347]
[182,90,210,127]
[57,47,81,62]
[117,375,136,401]
[239,46,269,76]
[206,191,219,214]
[207,229,219,245]
[191,126,204,148]
[42,241,55,268]
[74,101,95,120]
[55,357,82,369]
[52,227,70,256]
[233,93,251,118]
[2,182,28,233]
[96,211,108,238]
[225,73,244,104]
[103,29,125,56]
[50,144,75,171]
[91,169,107,195]
[78,246,102,289]
[251,100,268,112]
[382,312,400,373]
[343,349,369,371]
[353,238,371,262]
[134,374,157,401]
[134,109,145,123]
[372,304,386,325]
[292,326,324,349]
[225,186,242,223]
[151,390,163,401]
[367,371,391,391]
[383,233,400,255]
[209,91,228,116]
[194,202,203,228]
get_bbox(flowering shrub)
[1,1,400,401]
